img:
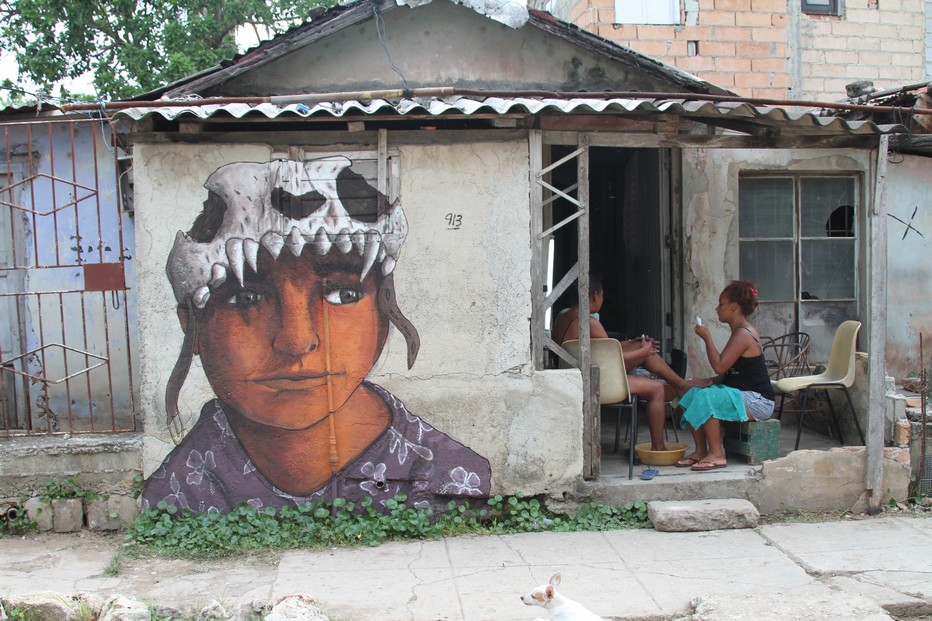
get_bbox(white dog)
[520,572,604,621]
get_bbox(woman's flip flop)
[639,467,659,480]
[674,457,700,468]
[691,461,727,472]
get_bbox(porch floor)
[595,408,847,497]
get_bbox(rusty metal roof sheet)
[112,96,905,135]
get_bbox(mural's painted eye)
[324,287,363,305]
[226,290,262,307]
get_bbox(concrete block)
[51,498,84,532]
[86,495,139,530]
[23,497,53,531]
[0,433,143,499]
[753,446,911,515]
[723,419,781,464]
[647,499,759,532]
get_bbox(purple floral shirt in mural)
[142,383,491,514]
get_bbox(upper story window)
[614,0,679,25]
[802,0,841,15]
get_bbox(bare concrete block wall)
[799,0,925,101]
[565,0,925,101]
[0,433,143,531]
[0,434,143,499]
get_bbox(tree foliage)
[0,0,335,100]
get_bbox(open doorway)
[547,146,673,352]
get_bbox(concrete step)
[647,498,760,531]
[587,459,761,506]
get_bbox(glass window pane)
[801,239,855,300]
[739,178,794,238]
[740,240,795,301]
[800,177,856,237]
[802,0,838,14]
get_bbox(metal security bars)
[0,115,137,435]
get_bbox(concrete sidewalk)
[1,514,931,620]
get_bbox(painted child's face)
[191,249,387,430]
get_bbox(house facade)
[538,0,932,381]
[102,0,914,513]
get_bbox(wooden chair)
[775,321,865,451]
[561,338,639,479]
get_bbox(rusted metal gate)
[0,114,137,435]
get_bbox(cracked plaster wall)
[882,154,932,380]
[681,148,870,376]
[681,148,930,384]
[134,140,585,494]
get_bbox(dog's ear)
[545,585,555,600]
[549,573,562,587]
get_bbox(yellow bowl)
[635,442,689,466]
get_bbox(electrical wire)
[370,1,410,96]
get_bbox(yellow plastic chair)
[775,320,866,451]
[561,338,639,479]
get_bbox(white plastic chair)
[561,338,639,479]
[775,320,866,451]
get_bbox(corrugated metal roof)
[113,96,905,135]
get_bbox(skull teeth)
[243,238,260,273]
[313,227,332,256]
[260,231,284,259]
[286,227,305,256]
[360,232,381,280]
[334,228,352,254]
[225,238,245,287]
[193,285,211,308]
[209,263,227,288]
[382,256,396,275]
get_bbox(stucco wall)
[133,139,584,498]
[680,146,928,438]
[882,154,932,381]
[211,0,674,97]
[680,147,873,375]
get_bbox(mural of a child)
[142,156,491,514]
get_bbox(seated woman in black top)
[675,280,775,472]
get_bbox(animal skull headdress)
[166,156,407,308]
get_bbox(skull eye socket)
[271,188,325,220]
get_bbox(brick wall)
[799,0,926,101]
[568,0,927,102]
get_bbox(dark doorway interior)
[549,146,668,347]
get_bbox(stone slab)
[648,498,760,532]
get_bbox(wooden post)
[866,134,889,514]
[529,129,545,370]
[577,134,595,479]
